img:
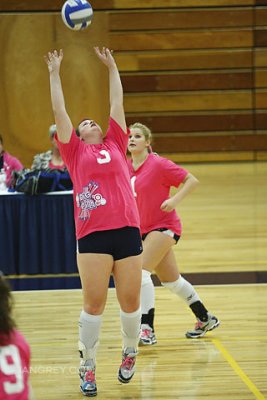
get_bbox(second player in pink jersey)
[0,274,34,400]
[45,47,142,397]
[127,122,220,345]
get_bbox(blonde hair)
[129,122,153,152]
[129,123,152,141]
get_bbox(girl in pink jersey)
[44,47,142,396]
[0,134,23,189]
[127,123,220,345]
[0,274,34,400]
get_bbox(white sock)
[162,276,201,306]
[78,310,102,361]
[141,269,155,314]
[120,308,141,350]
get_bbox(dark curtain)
[0,193,77,275]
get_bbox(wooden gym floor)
[11,161,267,398]
[14,285,267,399]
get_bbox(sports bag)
[12,168,73,195]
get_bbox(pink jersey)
[0,330,31,400]
[3,152,23,188]
[127,153,188,236]
[57,117,140,239]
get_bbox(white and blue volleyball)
[61,0,93,31]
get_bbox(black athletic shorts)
[142,228,180,244]
[77,226,143,261]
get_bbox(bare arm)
[44,50,73,143]
[94,47,126,133]
[160,173,199,212]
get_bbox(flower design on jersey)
[76,181,106,220]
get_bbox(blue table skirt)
[0,192,77,275]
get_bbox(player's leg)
[156,249,220,338]
[113,252,142,384]
[140,231,176,344]
[77,252,113,396]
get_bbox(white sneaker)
[139,325,157,346]
[186,314,220,338]
[118,347,138,384]
[79,359,97,397]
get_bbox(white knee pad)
[141,269,155,314]
[161,276,184,293]
[162,276,200,305]
[142,269,152,286]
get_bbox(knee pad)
[161,276,184,294]
[142,269,152,286]
[162,276,201,305]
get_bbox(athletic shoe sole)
[80,387,97,397]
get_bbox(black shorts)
[77,226,143,261]
[142,228,180,244]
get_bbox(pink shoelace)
[194,321,204,329]
[121,356,135,370]
[85,369,96,384]
[141,329,152,338]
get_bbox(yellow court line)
[212,338,265,400]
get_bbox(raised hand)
[44,49,64,74]
[94,46,116,69]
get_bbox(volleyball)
[61,0,93,31]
